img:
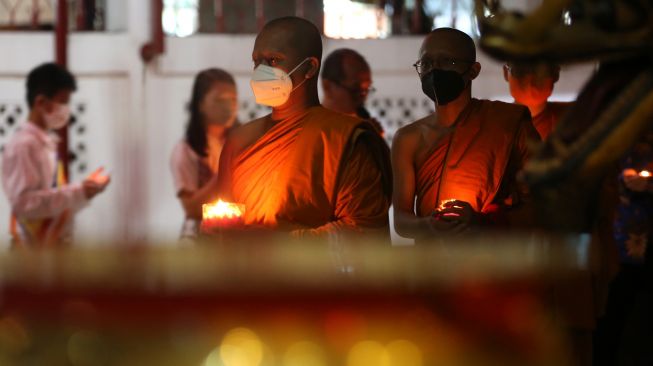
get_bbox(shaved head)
[258,16,322,63]
[321,48,373,115]
[420,27,476,63]
[322,48,370,83]
[252,16,323,113]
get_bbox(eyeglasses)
[413,57,475,77]
[333,81,376,97]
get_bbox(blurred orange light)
[639,170,651,177]
[385,340,423,366]
[203,200,245,220]
[347,341,387,366]
[282,341,327,366]
[219,327,264,366]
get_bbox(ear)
[32,95,48,110]
[322,78,334,93]
[468,62,481,80]
[503,64,510,82]
[305,57,320,79]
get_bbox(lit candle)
[200,200,245,233]
[639,170,651,178]
[435,198,463,219]
[437,199,458,211]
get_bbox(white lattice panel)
[0,100,90,180]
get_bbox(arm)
[512,112,541,202]
[170,144,221,219]
[215,137,237,202]
[2,143,87,219]
[515,111,541,166]
[292,133,391,238]
[492,112,541,227]
[391,129,459,239]
[177,179,221,220]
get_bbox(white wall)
[0,5,596,247]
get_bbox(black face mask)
[420,68,467,106]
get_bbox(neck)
[525,101,548,118]
[322,96,355,116]
[271,84,320,121]
[435,89,472,127]
[28,110,47,130]
[206,125,228,141]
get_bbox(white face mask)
[250,58,311,107]
[44,102,71,130]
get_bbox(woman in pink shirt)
[169,69,239,240]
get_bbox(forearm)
[291,216,387,239]
[12,184,87,219]
[290,219,353,239]
[181,179,221,219]
[394,209,432,239]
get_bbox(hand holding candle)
[432,199,477,233]
[82,167,111,199]
[623,168,652,192]
[434,199,463,220]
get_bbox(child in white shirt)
[1,63,110,247]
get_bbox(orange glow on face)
[203,200,245,220]
[639,170,651,178]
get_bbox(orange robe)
[220,106,391,237]
[415,99,539,220]
[532,101,572,140]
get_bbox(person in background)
[1,62,110,247]
[392,28,539,242]
[593,132,653,365]
[321,48,384,136]
[503,61,571,139]
[170,68,239,240]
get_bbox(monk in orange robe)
[503,61,572,139]
[392,28,540,241]
[216,17,391,238]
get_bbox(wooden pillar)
[55,0,69,179]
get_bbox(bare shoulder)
[225,115,271,154]
[393,115,432,149]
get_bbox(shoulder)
[547,101,573,115]
[3,128,40,158]
[222,115,270,156]
[170,140,198,165]
[393,115,429,151]
[306,106,362,132]
[476,99,531,130]
[478,99,529,117]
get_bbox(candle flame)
[438,199,457,211]
[203,200,245,220]
[640,170,651,178]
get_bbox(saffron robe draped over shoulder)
[415,99,538,218]
[532,101,572,140]
[221,106,392,236]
